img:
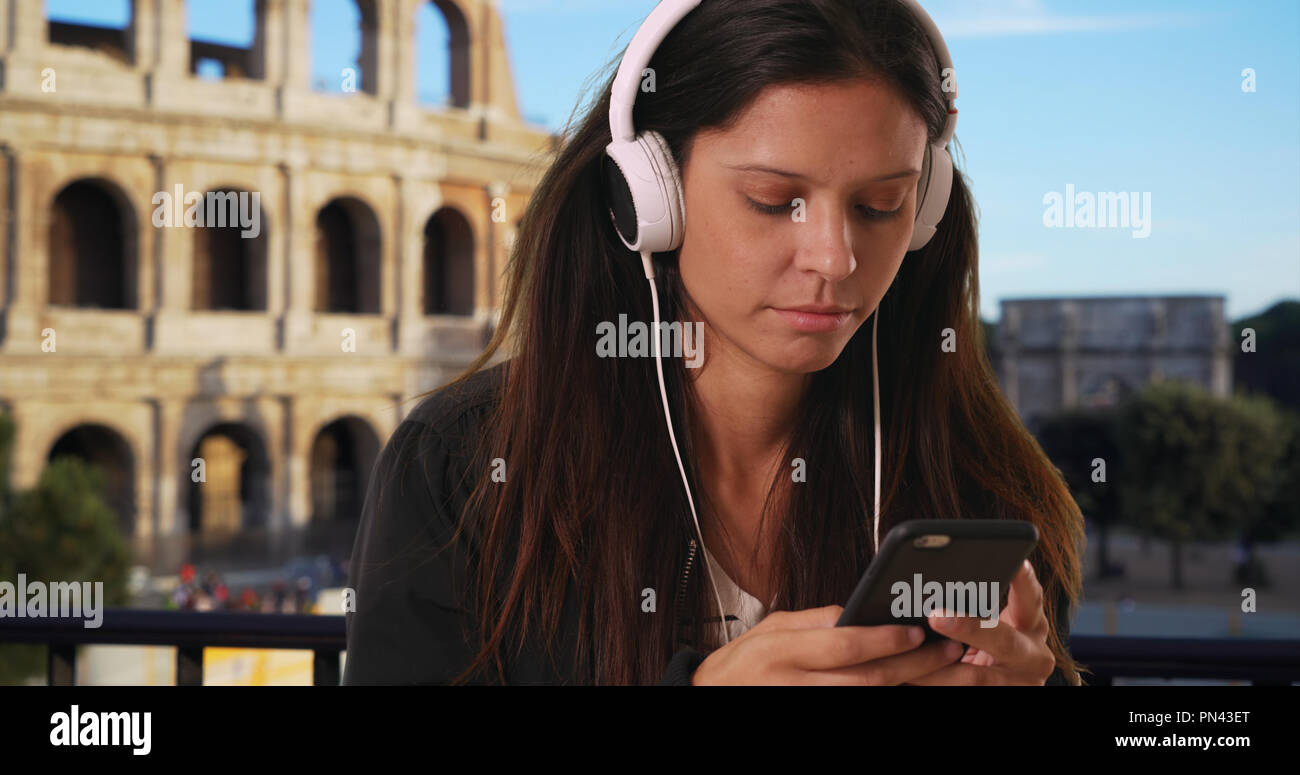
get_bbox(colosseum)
[0,0,557,572]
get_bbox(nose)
[791,201,857,282]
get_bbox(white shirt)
[702,545,777,643]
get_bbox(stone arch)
[188,0,266,80]
[415,0,471,109]
[422,206,475,316]
[314,195,383,314]
[46,0,134,65]
[191,186,269,311]
[309,415,380,524]
[48,177,139,309]
[304,415,380,559]
[185,421,272,540]
[45,423,137,537]
[311,0,379,95]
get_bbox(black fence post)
[177,646,204,686]
[48,643,76,686]
[313,649,341,686]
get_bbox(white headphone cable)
[641,251,732,647]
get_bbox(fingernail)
[909,626,925,644]
[945,640,964,659]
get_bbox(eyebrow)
[723,164,921,184]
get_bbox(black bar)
[0,609,345,650]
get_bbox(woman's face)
[677,79,929,375]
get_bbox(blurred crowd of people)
[166,563,332,614]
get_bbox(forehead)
[691,80,929,175]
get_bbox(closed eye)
[744,197,904,220]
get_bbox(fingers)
[763,622,925,671]
[905,662,1025,686]
[925,560,1049,662]
[927,610,1023,657]
[1005,560,1047,635]
[801,639,966,686]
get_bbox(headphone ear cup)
[602,152,640,247]
[603,130,686,254]
[643,130,686,248]
[908,143,953,252]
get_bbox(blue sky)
[47,0,1299,321]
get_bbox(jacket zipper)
[674,537,698,649]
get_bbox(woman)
[343,0,1085,686]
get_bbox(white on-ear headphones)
[602,0,959,647]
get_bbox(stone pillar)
[0,0,10,56]
[0,0,49,98]
[380,182,399,324]
[388,0,418,129]
[129,0,159,70]
[279,162,315,351]
[149,397,186,572]
[284,0,310,89]
[147,0,190,108]
[2,145,47,354]
[0,144,10,312]
[284,395,311,529]
[8,0,44,56]
[261,0,309,91]
[373,0,397,99]
[146,155,193,351]
[395,175,425,354]
[154,0,188,73]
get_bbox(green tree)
[1035,408,1124,578]
[1233,404,1300,586]
[1115,381,1289,589]
[0,418,132,685]
[1232,300,1300,412]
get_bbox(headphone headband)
[609,0,958,147]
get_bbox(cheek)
[680,199,773,310]
[681,240,760,316]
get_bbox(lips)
[777,305,854,315]
[771,305,855,333]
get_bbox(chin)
[764,340,848,375]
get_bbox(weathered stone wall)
[0,0,557,570]
[995,296,1232,430]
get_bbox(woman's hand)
[905,560,1057,685]
[691,604,965,685]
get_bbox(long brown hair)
[424,0,1085,685]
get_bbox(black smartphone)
[835,519,1039,644]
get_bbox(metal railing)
[0,609,345,686]
[1,610,1297,685]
